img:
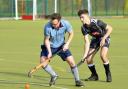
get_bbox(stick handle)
[28,49,62,77]
[77,47,100,67]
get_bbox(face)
[51,19,60,29]
[79,14,90,25]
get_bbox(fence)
[0,0,128,19]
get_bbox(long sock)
[88,64,97,75]
[103,63,111,73]
[43,65,57,76]
[103,63,112,81]
[71,66,80,81]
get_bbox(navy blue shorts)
[90,37,110,49]
[40,45,72,61]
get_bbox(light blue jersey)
[43,19,72,48]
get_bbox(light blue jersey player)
[40,13,84,87]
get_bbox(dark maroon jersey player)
[78,9,113,82]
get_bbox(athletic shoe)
[49,75,58,86]
[85,74,99,81]
[106,72,112,82]
[75,80,84,87]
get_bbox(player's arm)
[44,25,52,58]
[98,20,112,47]
[103,24,112,39]
[66,30,74,46]
[44,36,52,58]
[81,26,90,59]
[100,25,112,47]
[83,35,90,59]
[63,30,74,51]
[63,21,74,51]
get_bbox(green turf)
[0,17,128,89]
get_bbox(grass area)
[0,17,128,89]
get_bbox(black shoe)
[106,72,112,82]
[85,74,99,81]
[75,80,84,87]
[49,75,58,86]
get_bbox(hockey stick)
[28,49,62,78]
[77,46,100,67]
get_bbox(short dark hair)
[77,9,88,16]
[50,13,61,21]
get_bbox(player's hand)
[63,43,69,51]
[81,57,87,62]
[47,52,52,59]
[100,38,105,47]
[82,55,87,59]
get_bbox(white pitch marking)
[52,85,68,89]
[30,82,68,89]
[0,80,68,89]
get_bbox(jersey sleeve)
[65,20,73,32]
[81,26,88,36]
[44,24,50,37]
[97,20,107,29]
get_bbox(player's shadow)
[81,78,107,83]
[0,71,27,77]
[0,71,86,87]
[0,79,50,87]
[0,71,49,81]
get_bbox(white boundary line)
[51,85,68,89]
[0,80,68,89]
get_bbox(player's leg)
[85,48,99,81]
[100,46,112,82]
[59,50,84,87]
[40,56,58,77]
[40,56,58,86]
[40,45,58,86]
[66,56,84,87]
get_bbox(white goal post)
[14,0,58,20]
[0,0,92,20]
[14,0,37,20]
[87,0,92,16]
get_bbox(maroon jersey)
[81,18,108,38]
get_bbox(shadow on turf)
[0,72,83,87]
[81,78,107,83]
[33,75,73,81]
[0,71,73,80]
[0,79,50,87]
[0,71,27,77]
[0,71,50,81]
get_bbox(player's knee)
[66,58,76,67]
[86,59,93,64]
[69,60,76,67]
[40,57,47,63]
[100,54,107,60]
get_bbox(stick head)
[28,67,37,78]
[28,70,33,78]
[77,60,84,67]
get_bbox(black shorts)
[90,37,110,49]
[40,45,72,61]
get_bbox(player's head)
[78,9,89,16]
[50,13,61,29]
[77,9,90,24]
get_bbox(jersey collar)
[51,21,63,29]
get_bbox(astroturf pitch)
[0,17,128,89]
